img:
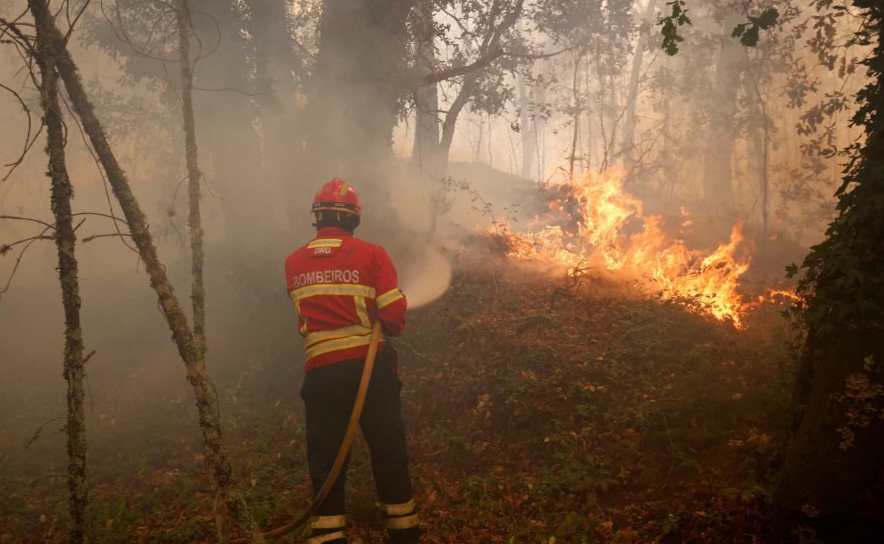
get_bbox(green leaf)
[751,8,780,29]
[658,0,692,56]
[732,8,779,47]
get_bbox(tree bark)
[178,0,206,364]
[26,2,264,541]
[305,0,411,210]
[247,0,302,231]
[745,64,770,239]
[701,14,744,208]
[568,53,584,178]
[774,5,884,540]
[775,333,884,541]
[518,69,536,180]
[411,0,442,174]
[622,0,658,173]
[435,0,524,172]
[32,9,88,540]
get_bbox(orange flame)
[498,171,754,327]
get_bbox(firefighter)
[284,178,420,544]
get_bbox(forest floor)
[0,246,800,543]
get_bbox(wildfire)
[498,170,755,327]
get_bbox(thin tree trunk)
[438,71,479,167]
[32,12,88,540]
[569,54,583,178]
[517,69,536,179]
[702,14,744,207]
[584,61,592,173]
[623,0,658,172]
[474,113,483,162]
[178,0,206,365]
[26,2,264,541]
[487,112,493,167]
[435,0,524,170]
[187,1,275,247]
[178,5,244,537]
[745,53,770,240]
[535,60,549,182]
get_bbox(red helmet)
[312,177,361,217]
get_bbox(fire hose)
[230,321,383,543]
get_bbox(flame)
[496,171,754,327]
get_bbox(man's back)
[285,226,406,372]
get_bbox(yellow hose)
[230,321,383,543]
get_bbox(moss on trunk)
[32,9,89,541]
[26,1,264,540]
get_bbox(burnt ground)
[0,248,801,543]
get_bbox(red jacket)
[285,227,407,372]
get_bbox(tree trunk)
[775,333,884,541]
[535,61,550,181]
[188,0,278,247]
[178,0,207,366]
[412,1,442,176]
[701,14,744,208]
[434,0,524,174]
[32,12,88,541]
[517,70,536,180]
[27,3,264,541]
[623,0,658,173]
[247,0,302,232]
[774,6,884,540]
[439,75,479,170]
[568,54,584,178]
[305,0,410,212]
[745,65,770,239]
[474,113,484,162]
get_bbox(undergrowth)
[0,251,794,543]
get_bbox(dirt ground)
[0,249,799,543]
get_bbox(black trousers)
[300,349,415,517]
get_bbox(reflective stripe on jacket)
[285,227,406,372]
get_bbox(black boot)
[307,515,347,544]
[385,506,420,544]
[387,525,421,543]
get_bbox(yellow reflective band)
[307,239,343,249]
[383,499,415,516]
[311,515,346,529]
[296,300,309,334]
[307,530,346,544]
[304,325,372,348]
[292,283,376,302]
[376,288,405,310]
[385,513,420,530]
[305,333,383,360]
[355,296,370,327]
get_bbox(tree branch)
[81,232,134,243]
[0,225,53,298]
[415,46,576,89]
[0,215,56,229]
